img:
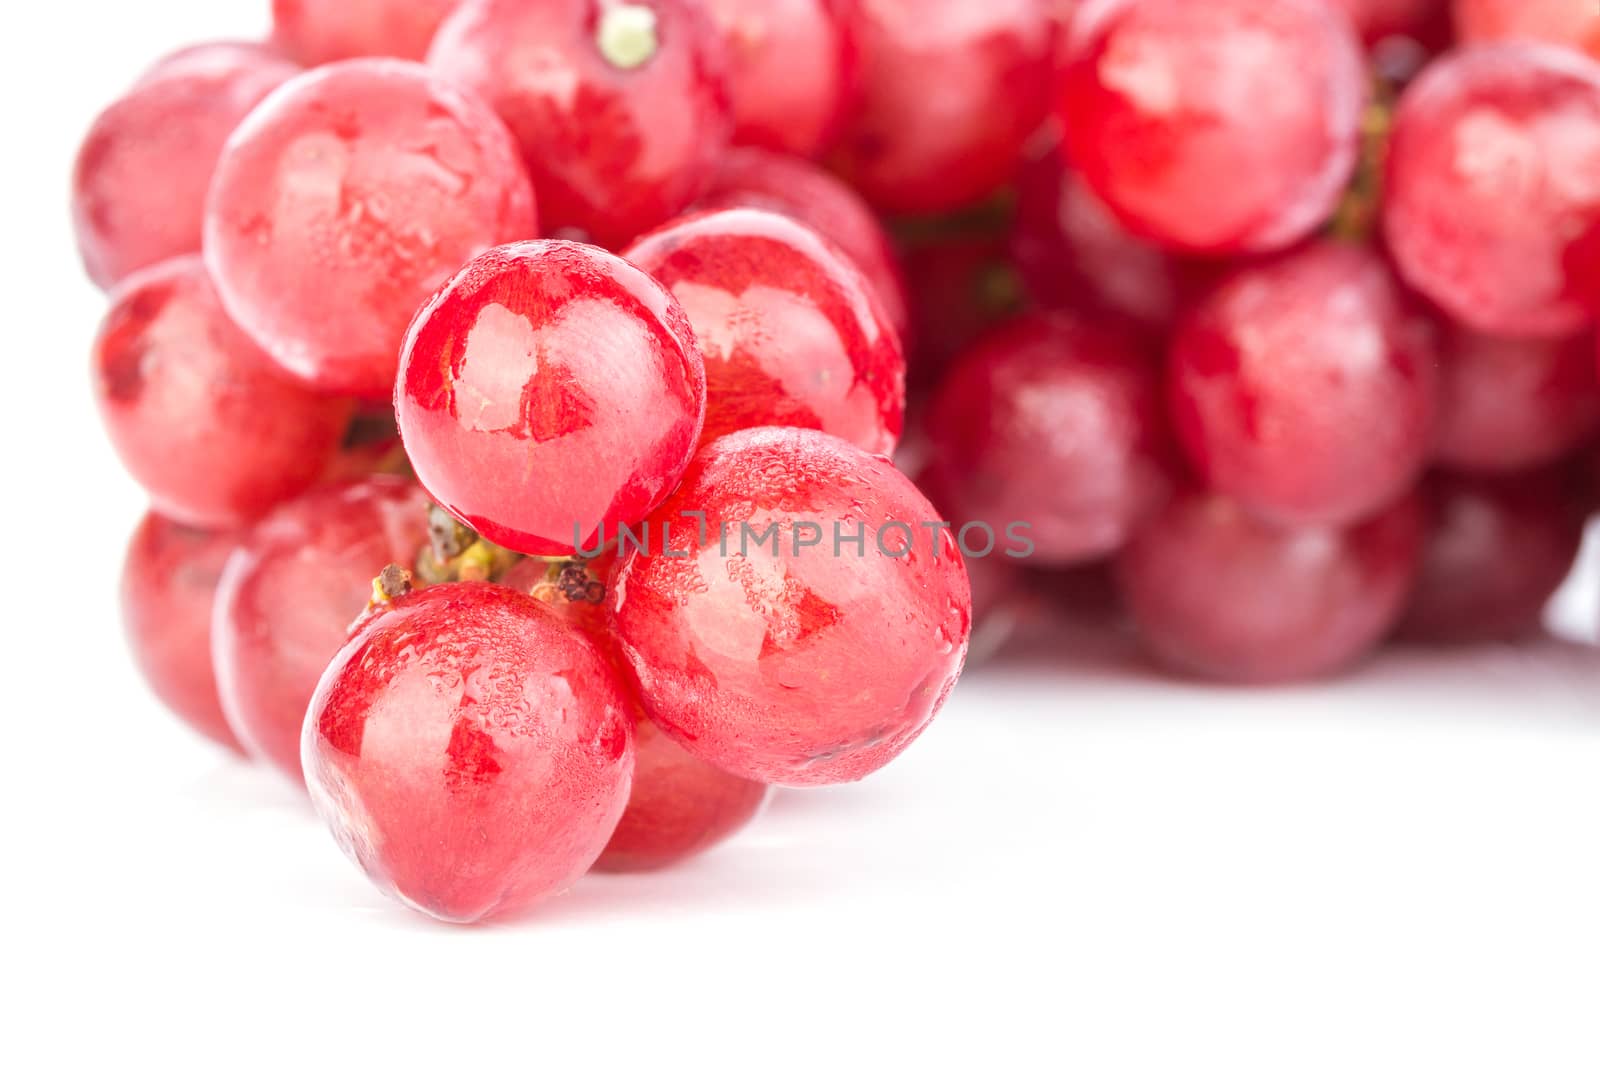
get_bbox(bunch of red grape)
[81,0,1600,923]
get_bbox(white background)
[5,3,1600,1065]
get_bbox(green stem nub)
[598,4,660,70]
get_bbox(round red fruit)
[1117,488,1425,683]
[121,513,245,753]
[704,0,858,157]
[92,256,352,529]
[1384,44,1600,338]
[429,0,731,248]
[1455,0,1600,60]
[1434,326,1600,473]
[834,0,1055,214]
[213,477,431,783]
[609,427,971,787]
[1169,242,1438,528]
[205,59,536,398]
[623,208,905,453]
[1058,0,1366,254]
[272,0,462,64]
[1012,132,1198,333]
[926,311,1174,565]
[303,582,635,923]
[396,240,706,556]
[597,715,769,872]
[697,148,909,340]
[1399,470,1585,644]
[500,553,770,871]
[72,42,298,289]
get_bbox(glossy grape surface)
[1384,44,1600,338]
[697,148,909,339]
[926,311,1173,564]
[429,0,732,247]
[205,59,536,398]
[610,427,972,786]
[1455,0,1600,60]
[1169,242,1438,528]
[92,256,352,529]
[597,714,770,871]
[833,0,1055,213]
[396,241,706,556]
[303,582,636,923]
[121,513,245,753]
[1434,326,1600,473]
[1117,488,1425,683]
[1399,470,1585,643]
[623,208,905,453]
[705,0,857,157]
[1059,0,1366,254]
[1012,133,1198,333]
[72,42,298,289]
[213,478,432,783]
[500,553,771,870]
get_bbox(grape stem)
[1330,80,1397,242]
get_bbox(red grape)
[1399,469,1585,643]
[1455,0,1600,60]
[1012,131,1200,333]
[610,427,972,786]
[1058,0,1366,254]
[1384,44,1600,339]
[429,0,731,248]
[697,148,910,339]
[1117,487,1425,683]
[205,59,536,399]
[1169,241,1438,528]
[596,714,770,871]
[121,513,245,753]
[925,311,1173,565]
[704,0,858,157]
[272,0,461,64]
[1434,326,1600,473]
[832,0,1055,214]
[303,582,635,923]
[396,241,706,556]
[92,256,352,529]
[500,552,772,871]
[213,477,431,783]
[72,42,298,289]
[622,208,905,453]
